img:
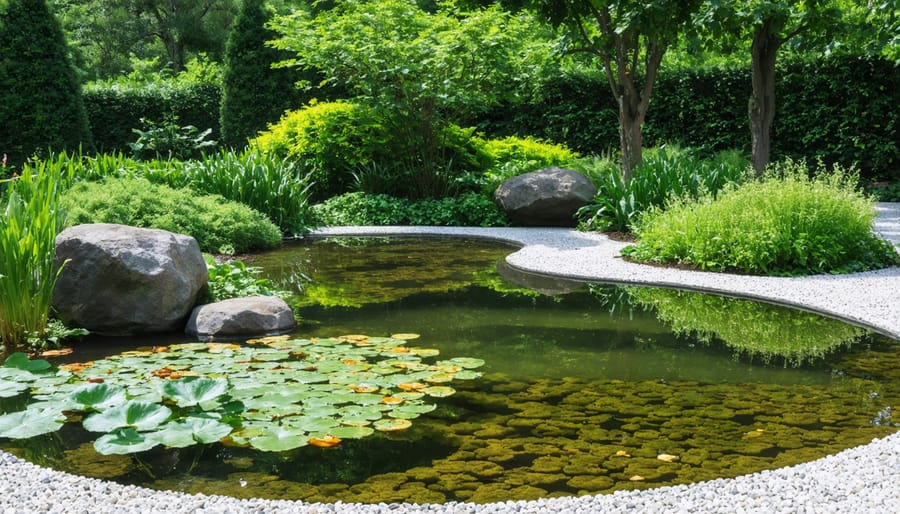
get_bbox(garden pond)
[1,237,899,504]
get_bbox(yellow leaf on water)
[614,450,631,457]
[629,475,645,482]
[657,453,679,463]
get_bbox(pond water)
[2,237,899,504]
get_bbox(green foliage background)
[219,0,301,149]
[0,0,93,166]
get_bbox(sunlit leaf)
[4,353,51,372]
[71,383,127,410]
[94,428,159,455]
[373,418,412,432]
[160,377,228,408]
[249,426,309,451]
[83,402,172,433]
[0,407,65,438]
[149,418,234,448]
[0,381,28,398]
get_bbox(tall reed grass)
[0,160,70,355]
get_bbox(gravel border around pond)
[2,204,898,513]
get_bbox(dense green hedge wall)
[481,55,899,179]
[83,83,222,153]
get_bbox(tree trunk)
[618,91,644,182]
[749,20,781,175]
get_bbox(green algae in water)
[3,236,899,503]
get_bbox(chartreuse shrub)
[0,0,93,166]
[577,146,750,232]
[60,178,281,254]
[253,102,391,200]
[623,161,900,275]
[0,160,72,355]
[0,334,484,455]
[481,136,579,192]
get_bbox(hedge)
[480,55,899,180]
[83,82,222,154]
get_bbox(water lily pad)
[373,418,412,432]
[249,426,309,451]
[160,377,228,408]
[329,425,375,439]
[444,357,485,369]
[308,435,341,447]
[94,428,159,455]
[390,403,437,419]
[0,381,28,398]
[149,418,233,448]
[0,406,65,439]
[422,386,455,398]
[390,333,420,340]
[453,370,482,380]
[71,383,127,410]
[83,402,172,433]
[4,353,51,372]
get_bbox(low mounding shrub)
[481,136,579,192]
[576,147,750,232]
[143,149,315,235]
[60,178,282,254]
[253,102,391,200]
[313,192,507,227]
[623,161,900,275]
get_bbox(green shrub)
[479,55,899,180]
[482,136,579,192]
[253,102,391,200]
[576,146,750,232]
[219,0,302,148]
[0,0,93,166]
[82,82,221,154]
[623,161,900,275]
[203,255,287,303]
[60,178,282,254]
[0,159,70,354]
[143,149,315,235]
[130,115,217,160]
[313,192,507,227]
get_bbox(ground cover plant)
[623,161,900,275]
[0,334,484,455]
[313,192,507,228]
[60,177,281,254]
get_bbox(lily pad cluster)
[0,334,484,455]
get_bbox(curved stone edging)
[2,213,899,513]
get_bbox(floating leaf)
[422,386,455,398]
[161,377,228,408]
[40,348,73,357]
[4,353,51,372]
[59,361,93,373]
[308,435,341,448]
[329,425,375,439]
[149,418,234,448]
[657,453,680,463]
[94,428,159,455]
[444,357,485,369]
[0,407,65,439]
[249,426,309,451]
[381,396,404,405]
[390,403,437,419]
[453,370,482,380]
[83,402,172,433]
[373,418,412,432]
[71,383,127,410]
[0,381,28,398]
[390,333,420,340]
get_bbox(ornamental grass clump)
[624,160,900,275]
[0,160,70,354]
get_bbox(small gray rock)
[185,296,296,339]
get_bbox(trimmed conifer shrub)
[0,0,93,167]
[219,0,299,149]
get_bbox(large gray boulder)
[185,296,296,340]
[53,224,208,335]
[495,167,597,226]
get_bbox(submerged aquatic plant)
[0,334,483,455]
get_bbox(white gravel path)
[1,204,898,513]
